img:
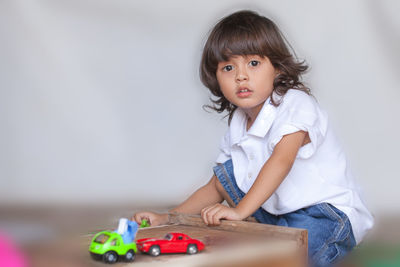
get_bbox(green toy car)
[89,231,137,264]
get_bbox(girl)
[132,10,373,266]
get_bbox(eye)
[249,60,260,67]
[222,65,234,72]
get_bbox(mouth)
[236,87,252,98]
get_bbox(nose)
[235,68,248,82]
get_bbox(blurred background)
[0,0,399,265]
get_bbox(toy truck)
[89,218,139,264]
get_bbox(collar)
[230,97,277,145]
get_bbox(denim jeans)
[213,159,356,267]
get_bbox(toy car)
[89,231,137,263]
[89,218,139,264]
[136,232,205,256]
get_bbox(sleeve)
[268,92,328,159]
[215,130,232,164]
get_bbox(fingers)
[201,206,210,225]
[201,204,243,226]
[130,213,139,223]
[201,204,225,226]
[201,205,212,225]
[131,212,169,227]
[131,212,151,225]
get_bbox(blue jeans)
[213,159,356,267]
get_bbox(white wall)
[0,0,399,214]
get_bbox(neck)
[243,103,264,131]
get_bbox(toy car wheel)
[124,249,136,262]
[103,251,118,264]
[186,244,198,255]
[149,245,161,257]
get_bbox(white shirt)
[216,89,374,244]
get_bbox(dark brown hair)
[200,10,310,123]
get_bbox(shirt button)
[249,154,254,160]
[248,173,252,179]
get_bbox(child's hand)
[131,211,169,227]
[201,204,243,226]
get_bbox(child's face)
[216,55,277,118]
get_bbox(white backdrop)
[1,0,399,215]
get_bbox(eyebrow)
[219,54,263,63]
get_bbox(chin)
[237,101,262,109]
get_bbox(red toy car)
[136,233,205,256]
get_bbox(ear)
[273,65,281,76]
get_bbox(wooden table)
[3,207,307,267]
[126,213,308,267]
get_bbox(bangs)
[212,24,269,62]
